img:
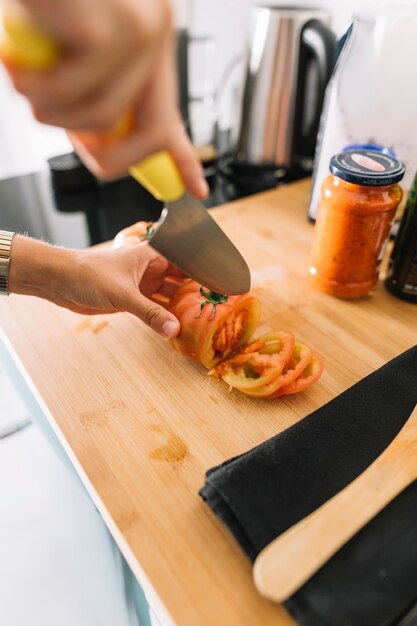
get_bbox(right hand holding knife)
[0,0,208,198]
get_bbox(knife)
[130,152,250,295]
[0,12,251,295]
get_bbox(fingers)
[67,32,208,198]
[69,119,209,199]
[68,123,170,178]
[118,244,180,338]
[152,277,184,301]
[17,48,156,130]
[126,292,180,338]
[166,267,188,279]
[8,51,125,111]
[167,128,209,199]
[2,0,172,130]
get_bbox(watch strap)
[0,230,16,295]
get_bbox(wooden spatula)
[253,403,417,603]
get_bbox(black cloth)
[199,346,417,626]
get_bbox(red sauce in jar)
[309,151,404,298]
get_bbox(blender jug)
[309,5,417,221]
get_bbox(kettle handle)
[294,19,336,163]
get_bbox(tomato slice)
[234,341,312,398]
[209,331,295,391]
[113,221,155,248]
[271,350,325,397]
[167,279,261,368]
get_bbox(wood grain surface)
[0,178,416,626]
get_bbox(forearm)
[5,233,180,337]
[9,234,75,301]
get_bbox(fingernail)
[161,320,180,339]
[199,178,210,198]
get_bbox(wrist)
[0,230,15,295]
[9,235,76,300]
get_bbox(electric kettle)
[235,6,335,172]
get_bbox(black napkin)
[199,346,417,626]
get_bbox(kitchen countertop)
[0,178,416,626]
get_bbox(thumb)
[126,292,180,339]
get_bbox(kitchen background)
[1,0,416,249]
[1,2,417,625]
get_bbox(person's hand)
[1,0,208,198]
[9,235,181,339]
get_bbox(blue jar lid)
[330,150,405,186]
[342,143,396,157]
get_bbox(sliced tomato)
[231,341,312,398]
[270,350,325,397]
[167,279,261,368]
[209,331,295,391]
[113,221,155,248]
[113,224,325,397]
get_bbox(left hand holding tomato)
[9,235,181,339]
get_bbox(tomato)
[167,279,261,368]
[209,331,295,391]
[113,223,325,397]
[214,340,312,398]
[244,341,311,398]
[113,224,260,368]
[271,350,325,397]
[113,221,155,248]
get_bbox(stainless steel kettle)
[236,6,335,171]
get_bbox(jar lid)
[341,143,396,157]
[330,150,405,186]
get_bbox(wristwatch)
[0,230,15,296]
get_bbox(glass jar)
[309,150,405,298]
[308,7,417,223]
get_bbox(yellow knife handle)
[1,10,59,69]
[1,12,185,202]
[129,153,184,202]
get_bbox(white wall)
[0,65,89,247]
[173,0,417,131]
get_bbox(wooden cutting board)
[0,178,416,626]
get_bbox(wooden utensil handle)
[253,408,417,603]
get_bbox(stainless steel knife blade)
[148,192,251,295]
